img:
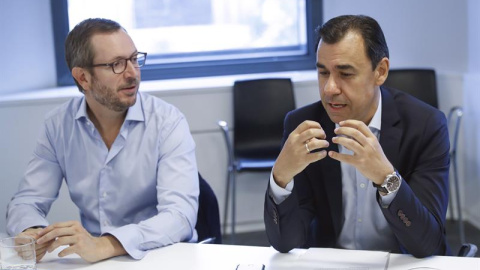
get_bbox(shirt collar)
[75,96,88,120]
[74,93,145,122]
[334,90,382,133]
[125,94,144,122]
[369,90,382,133]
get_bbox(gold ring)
[305,143,310,153]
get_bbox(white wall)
[1,0,479,234]
[0,0,56,95]
[324,0,468,73]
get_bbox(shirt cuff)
[378,179,402,208]
[105,224,147,260]
[268,172,294,204]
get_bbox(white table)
[37,243,480,270]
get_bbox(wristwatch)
[374,171,401,194]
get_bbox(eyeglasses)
[90,52,147,74]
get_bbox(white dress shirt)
[7,92,199,259]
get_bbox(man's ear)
[374,57,390,86]
[72,67,92,91]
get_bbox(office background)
[0,0,479,236]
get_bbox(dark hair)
[65,18,123,92]
[315,15,389,70]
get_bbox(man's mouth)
[120,84,137,91]
[120,78,140,91]
[329,103,346,109]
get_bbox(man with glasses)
[6,18,199,262]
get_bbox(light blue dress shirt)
[7,92,199,259]
[270,93,400,253]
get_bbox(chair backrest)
[195,173,222,244]
[383,69,438,108]
[233,78,295,159]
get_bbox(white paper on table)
[387,253,480,270]
[288,248,390,270]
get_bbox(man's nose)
[123,60,138,78]
[323,76,340,95]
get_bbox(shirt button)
[103,221,109,226]
[360,183,366,188]
[102,192,107,198]
[358,218,362,223]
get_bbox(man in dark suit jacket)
[264,15,450,258]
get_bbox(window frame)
[51,0,322,86]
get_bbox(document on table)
[387,253,480,270]
[294,248,390,270]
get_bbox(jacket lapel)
[379,87,402,169]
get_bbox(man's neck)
[86,98,127,150]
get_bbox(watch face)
[386,175,400,192]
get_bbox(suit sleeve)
[379,110,450,258]
[264,111,316,253]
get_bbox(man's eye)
[318,71,329,76]
[341,73,353,77]
[112,61,122,67]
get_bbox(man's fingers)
[296,120,322,133]
[35,238,54,249]
[339,120,375,138]
[307,150,328,162]
[293,121,325,141]
[328,150,354,164]
[36,252,47,263]
[335,126,368,145]
[36,245,48,255]
[300,127,326,143]
[38,220,79,237]
[305,137,330,152]
[37,227,75,245]
[57,245,77,258]
[47,236,76,253]
[332,136,362,153]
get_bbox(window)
[51,0,322,86]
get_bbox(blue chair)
[196,173,222,244]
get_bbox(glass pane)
[67,0,307,65]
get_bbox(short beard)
[91,76,138,112]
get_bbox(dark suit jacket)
[264,87,451,258]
